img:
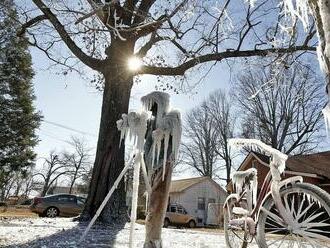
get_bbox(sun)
[127,57,142,71]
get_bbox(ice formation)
[323,84,330,136]
[116,111,149,151]
[229,138,288,174]
[232,168,258,208]
[142,92,182,180]
[116,111,149,248]
[116,91,182,248]
[141,91,170,127]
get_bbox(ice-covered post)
[141,92,182,248]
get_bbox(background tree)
[34,151,70,196]
[181,102,219,178]
[0,1,41,201]
[13,0,317,221]
[63,136,93,194]
[235,60,325,154]
[207,90,236,184]
[181,89,236,185]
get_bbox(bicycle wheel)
[257,183,330,248]
[224,199,249,248]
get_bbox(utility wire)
[42,120,97,138]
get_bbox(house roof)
[252,150,330,179]
[286,151,330,179]
[169,176,225,193]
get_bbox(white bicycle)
[224,139,330,248]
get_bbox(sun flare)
[128,57,142,71]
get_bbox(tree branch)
[17,14,47,36]
[32,0,104,71]
[140,46,316,76]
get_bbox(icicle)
[152,129,164,168]
[252,175,258,208]
[323,84,330,136]
[162,131,170,181]
[141,91,170,127]
[129,153,142,248]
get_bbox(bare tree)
[234,61,325,155]
[34,151,70,196]
[181,90,236,185]
[207,90,236,184]
[63,137,93,194]
[181,102,219,178]
[12,0,318,222]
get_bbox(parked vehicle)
[164,203,197,228]
[30,194,86,218]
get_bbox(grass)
[0,206,38,218]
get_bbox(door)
[197,197,206,225]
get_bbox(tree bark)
[81,42,134,223]
[144,163,173,248]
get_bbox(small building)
[227,151,330,194]
[169,176,227,226]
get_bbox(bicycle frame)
[225,161,304,236]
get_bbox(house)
[168,176,228,226]
[227,151,330,194]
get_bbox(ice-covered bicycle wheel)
[224,199,249,248]
[257,183,330,248]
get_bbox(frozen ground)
[0,217,259,248]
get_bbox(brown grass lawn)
[0,206,38,218]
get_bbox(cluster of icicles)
[116,91,182,248]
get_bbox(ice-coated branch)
[229,138,288,174]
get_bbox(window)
[197,197,205,210]
[197,218,203,223]
[170,206,177,213]
[57,195,76,203]
[77,197,85,205]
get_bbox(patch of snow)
[0,217,261,247]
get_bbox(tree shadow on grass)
[5,220,126,248]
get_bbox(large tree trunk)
[144,163,173,248]
[81,42,134,222]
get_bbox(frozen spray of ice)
[117,91,182,247]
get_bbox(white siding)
[169,179,227,225]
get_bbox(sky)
[31,46,234,182]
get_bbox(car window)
[57,196,76,203]
[177,206,184,214]
[170,206,176,212]
[77,197,85,205]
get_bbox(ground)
[0,217,259,248]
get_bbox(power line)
[42,120,97,137]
